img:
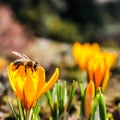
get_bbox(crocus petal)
[38,68,59,97]
[33,66,45,105]
[103,51,117,68]
[93,59,105,88]
[36,66,45,92]
[22,74,35,109]
[102,68,110,91]
[72,42,100,71]
[91,43,100,52]
[88,59,94,81]
[8,63,18,92]
[84,80,95,120]
[72,42,82,62]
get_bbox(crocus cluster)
[72,42,117,120]
[72,42,100,70]
[72,42,117,91]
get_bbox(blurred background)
[0,0,120,47]
[0,0,120,119]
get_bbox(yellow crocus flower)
[8,62,59,110]
[72,42,100,70]
[88,53,110,91]
[88,50,117,91]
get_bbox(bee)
[12,51,38,73]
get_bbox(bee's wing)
[12,51,30,60]
[13,59,29,64]
[22,53,30,60]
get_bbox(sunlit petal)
[38,68,59,97]
[33,66,46,104]
[8,63,17,92]
[84,80,95,120]
[72,42,100,71]
[93,59,105,88]
[88,59,94,81]
[102,68,110,91]
[22,74,35,109]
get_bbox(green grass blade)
[8,97,19,120]
[67,80,77,112]
[17,98,25,120]
[98,88,107,120]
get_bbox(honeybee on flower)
[8,51,59,110]
[12,51,38,72]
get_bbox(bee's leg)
[14,64,20,70]
[25,65,27,74]
[33,63,38,71]
[31,67,34,72]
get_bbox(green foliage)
[89,88,107,120]
[8,97,41,120]
[47,80,77,119]
[42,15,83,42]
[80,84,107,120]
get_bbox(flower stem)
[26,109,30,120]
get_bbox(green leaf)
[79,83,85,119]
[32,101,40,118]
[67,80,77,112]
[89,94,99,120]
[63,81,67,111]
[17,97,25,120]
[47,90,53,110]
[8,97,19,120]
[98,88,107,120]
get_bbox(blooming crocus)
[8,62,59,110]
[72,42,100,71]
[84,80,95,120]
[88,54,110,91]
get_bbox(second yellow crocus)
[72,42,100,71]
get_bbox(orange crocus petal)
[8,63,18,92]
[72,42,82,62]
[22,74,35,110]
[91,43,100,51]
[88,60,94,81]
[15,85,23,100]
[72,42,82,55]
[102,68,110,92]
[36,66,45,92]
[103,51,117,68]
[72,42,100,71]
[79,53,87,70]
[33,66,45,104]
[38,68,59,97]
[93,59,105,88]
[84,80,95,120]
[72,42,88,70]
